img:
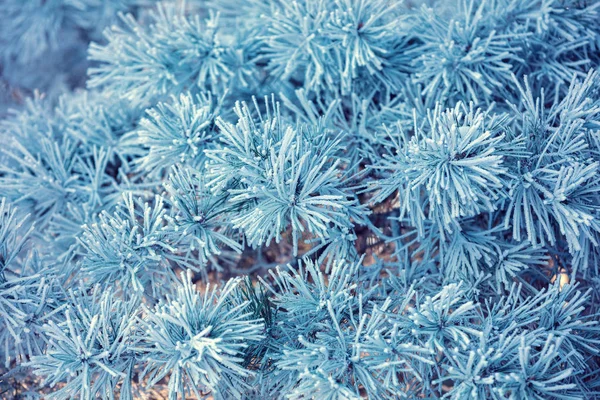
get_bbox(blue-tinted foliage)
[1,0,600,398]
[28,285,140,400]
[88,2,257,107]
[162,165,243,272]
[206,98,369,256]
[128,92,221,176]
[135,271,264,399]
[0,0,150,114]
[79,193,176,297]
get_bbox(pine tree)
[1,0,600,398]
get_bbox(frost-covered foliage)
[0,0,152,114]
[136,271,263,399]
[1,0,600,398]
